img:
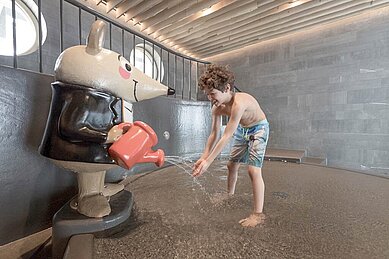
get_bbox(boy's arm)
[199,106,221,160]
[193,103,245,177]
[193,107,221,171]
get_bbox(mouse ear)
[86,20,106,55]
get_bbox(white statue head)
[54,20,175,102]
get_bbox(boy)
[192,65,269,227]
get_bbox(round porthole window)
[0,0,47,56]
[130,43,164,81]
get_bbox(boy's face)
[205,87,228,107]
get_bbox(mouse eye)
[119,55,131,71]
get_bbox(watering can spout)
[140,149,165,167]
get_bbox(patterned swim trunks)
[229,119,269,168]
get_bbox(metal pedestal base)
[52,190,133,259]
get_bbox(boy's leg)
[239,166,265,227]
[227,161,240,195]
[248,166,265,214]
[209,161,240,205]
[239,122,269,227]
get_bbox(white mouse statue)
[39,20,175,218]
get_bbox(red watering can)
[109,121,165,170]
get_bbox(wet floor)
[95,160,389,258]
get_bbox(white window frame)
[0,0,47,56]
[130,43,164,82]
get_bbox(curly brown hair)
[198,64,235,92]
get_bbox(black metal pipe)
[189,60,192,100]
[38,0,42,72]
[109,23,112,50]
[196,62,199,97]
[159,47,162,82]
[12,0,17,68]
[78,7,82,45]
[152,43,154,79]
[167,52,170,87]
[121,30,124,57]
[60,0,64,52]
[182,58,184,99]
[143,39,145,73]
[174,55,176,98]
[132,34,135,65]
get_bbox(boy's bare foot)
[239,213,266,227]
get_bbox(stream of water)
[164,155,228,205]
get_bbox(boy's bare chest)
[218,105,232,116]
[217,105,256,126]
[218,105,249,119]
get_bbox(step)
[265,148,306,163]
[302,157,327,166]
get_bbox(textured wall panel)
[210,7,389,177]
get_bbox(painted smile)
[133,79,139,102]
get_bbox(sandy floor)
[94,160,389,258]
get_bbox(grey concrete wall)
[209,7,389,176]
[0,66,76,245]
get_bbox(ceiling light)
[288,0,305,8]
[202,5,216,16]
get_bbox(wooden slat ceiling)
[84,0,389,59]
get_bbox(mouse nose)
[167,88,175,96]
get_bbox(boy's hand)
[193,158,204,169]
[192,159,210,177]
[192,158,204,176]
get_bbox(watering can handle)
[117,122,132,133]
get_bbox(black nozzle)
[167,88,175,96]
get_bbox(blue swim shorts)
[229,119,269,168]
